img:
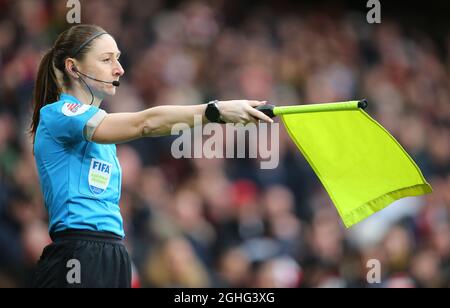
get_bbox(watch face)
[207,102,220,121]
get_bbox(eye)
[102,58,111,63]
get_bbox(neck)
[66,84,103,107]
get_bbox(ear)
[64,58,78,78]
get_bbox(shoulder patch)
[61,102,91,117]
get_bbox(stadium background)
[0,0,449,288]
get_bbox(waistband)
[50,229,124,243]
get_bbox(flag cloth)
[276,101,432,228]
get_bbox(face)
[73,34,124,97]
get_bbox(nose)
[114,61,125,77]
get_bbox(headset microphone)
[72,66,120,87]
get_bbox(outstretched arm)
[92,100,273,144]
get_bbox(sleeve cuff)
[84,109,107,141]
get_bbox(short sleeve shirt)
[34,93,124,237]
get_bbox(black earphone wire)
[75,71,95,105]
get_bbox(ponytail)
[30,48,60,138]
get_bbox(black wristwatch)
[205,100,226,123]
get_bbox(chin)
[104,87,117,96]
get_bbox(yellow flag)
[272,101,432,228]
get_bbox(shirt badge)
[88,158,113,195]
[62,102,91,117]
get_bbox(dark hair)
[30,24,107,138]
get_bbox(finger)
[246,114,259,125]
[247,100,267,108]
[241,114,257,125]
[247,107,274,123]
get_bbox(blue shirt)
[34,93,124,237]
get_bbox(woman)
[31,24,273,288]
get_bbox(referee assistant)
[30,24,272,288]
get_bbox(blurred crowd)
[0,0,449,288]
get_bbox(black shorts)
[33,229,131,288]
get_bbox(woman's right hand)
[217,100,274,124]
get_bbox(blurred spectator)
[143,237,210,288]
[215,246,251,288]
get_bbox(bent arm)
[92,104,207,144]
